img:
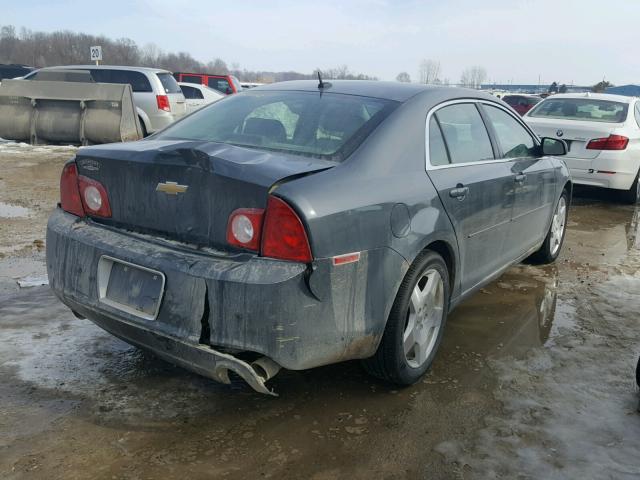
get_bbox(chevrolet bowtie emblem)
[156,181,188,195]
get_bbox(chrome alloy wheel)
[403,269,445,368]
[550,196,567,256]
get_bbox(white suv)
[24,65,187,135]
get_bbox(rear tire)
[362,251,450,385]
[138,117,148,138]
[620,172,640,205]
[529,190,569,265]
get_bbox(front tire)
[529,190,569,265]
[363,251,450,385]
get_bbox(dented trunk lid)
[75,140,335,248]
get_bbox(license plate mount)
[97,256,165,320]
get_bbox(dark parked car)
[0,63,34,81]
[46,81,570,395]
[173,71,242,94]
[503,94,542,116]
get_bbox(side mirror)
[541,137,567,156]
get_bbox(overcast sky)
[4,0,640,85]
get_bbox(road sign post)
[90,46,102,65]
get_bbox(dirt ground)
[1,144,639,480]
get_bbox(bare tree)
[0,24,378,82]
[460,66,487,89]
[206,58,228,74]
[418,59,441,84]
[396,71,411,83]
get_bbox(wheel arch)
[422,239,456,293]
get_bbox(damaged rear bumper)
[46,208,407,394]
[67,298,279,395]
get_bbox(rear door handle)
[515,174,526,183]
[449,185,469,199]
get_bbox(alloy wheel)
[550,196,567,256]
[403,269,445,368]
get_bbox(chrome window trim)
[425,98,540,171]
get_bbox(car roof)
[544,92,635,103]
[252,80,496,103]
[175,72,230,78]
[37,65,171,74]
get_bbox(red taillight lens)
[586,134,629,151]
[156,94,171,112]
[226,208,264,251]
[60,163,84,217]
[261,196,312,263]
[78,175,111,218]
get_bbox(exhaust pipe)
[251,357,281,382]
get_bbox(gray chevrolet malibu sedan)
[46,81,570,394]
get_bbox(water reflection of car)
[525,93,640,204]
[177,82,224,114]
[46,81,571,394]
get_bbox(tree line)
[0,25,377,82]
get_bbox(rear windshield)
[157,72,182,94]
[208,77,232,94]
[156,90,398,161]
[504,95,540,106]
[528,98,629,123]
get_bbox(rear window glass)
[429,117,450,166]
[157,73,181,94]
[435,103,494,164]
[156,90,398,161]
[90,69,152,92]
[504,96,541,107]
[180,74,203,84]
[208,77,232,94]
[529,98,629,123]
[181,85,203,100]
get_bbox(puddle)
[0,202,33,218]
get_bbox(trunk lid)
[526,117,624,169]
[75,140,335,249]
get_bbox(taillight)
[261,196,312,263]
[586,134,629,150]
[156,94,171,112]
[60,163,84,217]
[225,196,313,263]
[226,208,264,251]
[78,176,111,218]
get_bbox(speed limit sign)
[90,46,102,64]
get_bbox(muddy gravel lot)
[1,144,639,479]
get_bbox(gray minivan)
[24,65,187,135]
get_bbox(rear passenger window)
[429,117,449,166]
[181,85,203,99]
[484,105,537,158]
[181,75,203,84]
[435,104,494,164]
[635,103,640,129]
[90,69,152,92]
